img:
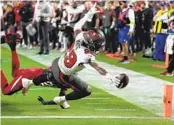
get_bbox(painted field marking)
[94,109,136,112]
[1,116,163,120]
[84,97,110,100]
[85,103,109,105]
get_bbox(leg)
[41,22,50,54]
[1,70,23,95]
[122,42,129,61]
[104,28,109,52]
[1,70,9,92]
[147,32,152,49]
[11,51,20,77]
[22,68,54,94]
[32,71,71,108]
[119,26,130,63]
[65,74,92,100]
[37,88,70,108]
[160,54,174,76]
[37,22,44,54]
[6,34,20,77]
[51,28,57,49]
[22,24,28,46]
[66,26,74,49]
[53,74,92,103]
[167,54,174,73]
[38,73,92,106]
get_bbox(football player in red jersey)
[1,33,70,109]
[23,3,129,107]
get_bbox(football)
[116,74,129,89]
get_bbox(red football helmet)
[85,28,105,53]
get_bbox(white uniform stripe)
[10,76,22,91]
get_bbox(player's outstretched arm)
[89,62,129,89]
[89,62,107,75]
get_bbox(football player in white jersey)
[22,3,129,108]
[59,0,86,51]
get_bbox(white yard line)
[84,97,110,100]
[85,103,109,105]
[94,109,136,112]
[0,116,163,119]
[3,46,174,117]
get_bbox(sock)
[11,51,20,77]
[45,100,57,105]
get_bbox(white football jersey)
[63,5,85,27]
[58,32,94,75]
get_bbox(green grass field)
[1,47,174,125]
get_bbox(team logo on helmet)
[85,28,105,53]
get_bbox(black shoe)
[38,96,46,105]
[120,59,130,64]
[36,52,43,55]
[43,52,49,55]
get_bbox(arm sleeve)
[74,10,95,32]
[128,9,135,33]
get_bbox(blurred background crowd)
[0,0,174,71]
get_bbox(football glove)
[105,73,129,89]
[38,96,47,105]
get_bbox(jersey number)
[64,50,77,68]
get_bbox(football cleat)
[60,101,70,109]
[160,71,174,76]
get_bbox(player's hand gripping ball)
[116,74,129,89]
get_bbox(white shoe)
[22,78,33,95]
[16,43,21,48]
[53,96,70,109]
[60,101,70,109]
[28,45,33,49]
[60,48,66,53]
[22,44,28,48]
